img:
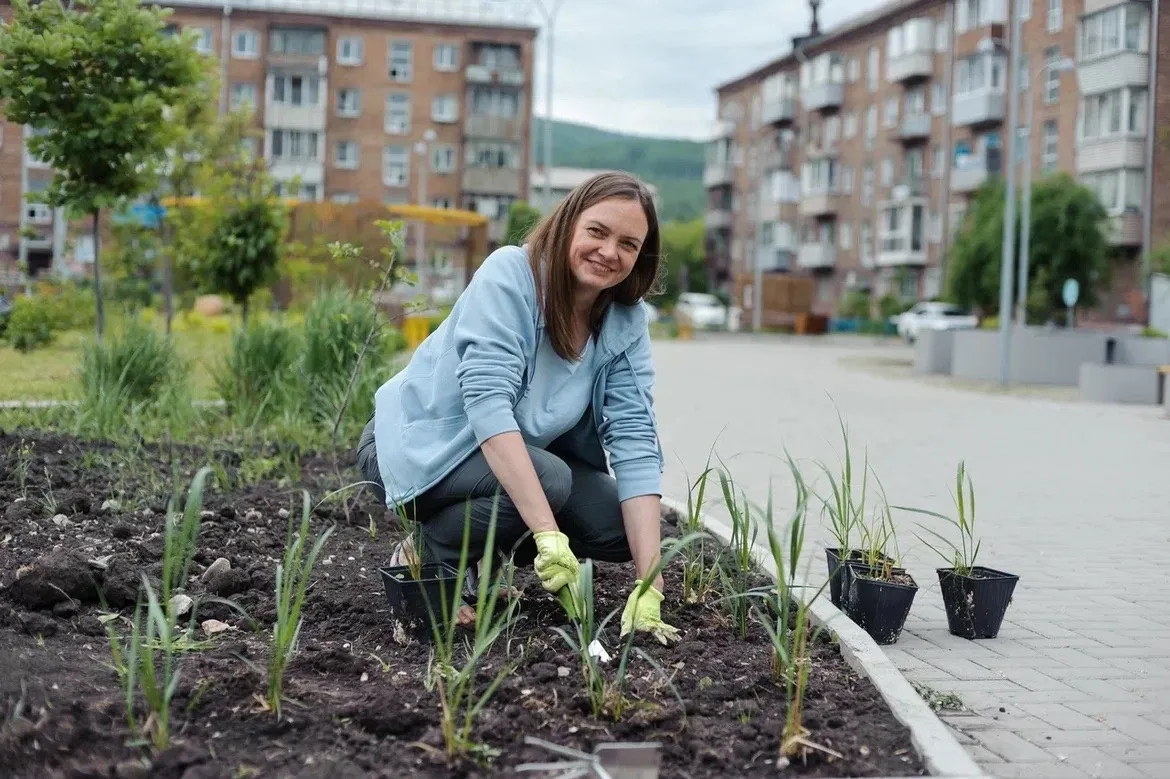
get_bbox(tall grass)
[214,318,299,425]
[716,468,758,639]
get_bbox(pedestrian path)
[651,335,1170,779]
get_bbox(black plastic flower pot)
[379,563,465,641]
[844,562,918,645]
[829,551,898,612]
[937,566,1019,640]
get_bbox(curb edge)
[661,496,988,779]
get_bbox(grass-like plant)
[425,497,520,757]
[716,468,758,639]
[214,318,299,425]
[818,414,868,563]
[853,475,902,581]
[898,460,981,576]
[554,532,700,721]
[678,465,722,605]
[267,490,335,717]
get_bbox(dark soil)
[0,430,925,778]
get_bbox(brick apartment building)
[706,0,1161,324]
[0,0,537,288]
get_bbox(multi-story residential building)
[0,0,537,287]
[706,0,1161,325]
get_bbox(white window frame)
[385,93,411,135]
[1041,120,1058,170]
[337,88,360,118]
[273,74,321,107]
[331,192,359,204]
[232,29,259,59]
[434,43,459,71]
[334,140,359,169]
[431,94,459,123]
[337,36,364,65]
[230,83,257,110]
[26,201,52,225]
[192,26,213,55]
[1044,47,1061,103]
[383,144,410,187]
[1047,0,1062,33]
[270,129,320,162]
[389,40,413,82]
[431,144,456,173]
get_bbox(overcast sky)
[529,0,887,140]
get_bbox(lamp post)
[531,0,567,206]
[415,128,437,292]
[1015,57,1076,326]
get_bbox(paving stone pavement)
[651,334,1170,779]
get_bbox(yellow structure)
[403,314,431,350]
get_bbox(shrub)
[6,296,55,352]
[78,318,185,435]
[215,319,300,423]
[878,293,913,320]
[40,284,97,332]
[837,290,871,320]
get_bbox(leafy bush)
[5,296,55,352]
[1141,326,1168,339]
[837,290,871,319]
[79,318,185,436]
[215,319,300,423]
[878,294,913,320]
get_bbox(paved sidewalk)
[652,335,1170,779]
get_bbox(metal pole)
[416,131,434,291]
[997,7,1025,386]
[1016,83,1034,327]
[534,0,564,207]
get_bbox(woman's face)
[567,197,648,298]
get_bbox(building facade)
[528,166,661,215]
[0,0,537,287]
[706,0,1159,324]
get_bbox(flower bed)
[0,431,925,778]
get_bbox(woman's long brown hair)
[523,171,662,361]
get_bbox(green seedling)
[897,460,981,577]
[715,467,758,639]
[818,412,868,564]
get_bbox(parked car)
[892,301,979,343]
[673,292,727,329]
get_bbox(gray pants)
[356,418,631,569]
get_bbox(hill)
[532,118,706,223]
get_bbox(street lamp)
[531,0,567,207]
[1015,57,1076,326]
[415,127,438,292]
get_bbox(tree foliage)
[658,219,708,303]
[946,173,1111,321]
[503,201,542,246]
[201,181,287,322]
[0,0,208,337]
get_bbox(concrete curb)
[661,496,988,779]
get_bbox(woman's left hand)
[619,580,681,645]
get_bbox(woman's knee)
[355,416,385,504]
[526,447,573,513]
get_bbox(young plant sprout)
[818,414,868,564]
[716,468,758,639]
[899,460,981,576]
[679,464,722,605]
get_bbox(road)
[652,334,1170,779]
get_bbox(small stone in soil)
[170,594,193,617]
[207,568,251,597]
[100,499,121,513]
[51,514,72,528]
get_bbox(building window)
[383,144,409,186]
[334,140,358,169]
[434,43,459,71]
[1018,0,1031,21]
[865,105,877,149]
[862,164,874,206]
[337,88,360,117]
[867,47,879,92]
[273,75,321,107]
[1041,120,1058,170]
[431,144,456,173]
[1081,168,1144,212]
[389,41,413,82]
[431,94,459,123]
[385,93,410,134]
[931,145,943,178]
[884,96,899,128]
[270,130,320,162]
[432,196,452,209]
[192,27,213,55]
[905,87,926,117]
[1044,47,1061,103]
[879,202,926,256]
[1047,0,1062,32]
[848,57,860,82]
[955,51,1006,95]
[465,141,519,169]
[270,29,325,56]
[935,20,948,52]
[337,36,363,65]
[332,192,358,204]
[841,165,855,193]
[1081,5,1150,59]
[470,86,519,116]
[232,30,259,58]
[860,222,873,266]
[844,112,858,138]
[802,158,838,193]
[1081,87,1148,140]
[932,82,947,114]
[230,83,257,110]
[880,157,894,187]
[840,222,853,250]
[905,147,925,182]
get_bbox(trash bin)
[404,315,430,350]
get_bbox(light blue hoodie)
[372,244,664,509]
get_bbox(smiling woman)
[355,172,673,639]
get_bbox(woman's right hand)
[532,530,580,595]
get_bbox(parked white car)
[673,292,728,329]
[892,301,979,343]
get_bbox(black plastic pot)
[844,562,918,645]
[379,563,464,640]
[827,550,897,611]
[937,566,1019,640]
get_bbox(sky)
[528,0,888,141]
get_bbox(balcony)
[952,89,1005,127]
[886,50,934,83]
[267,101,328,130]
[1107,212,1142,246]
[798,190,839,217]
[757,245,794,272]
[1076,135,1146,174]
[761,145,792,171]
[797,242,836,269]
[705,207,732,230]
[462,166,522,195]
[465,63,525,86]
[951,158,991,193]
[1078,51,1149,95]
[802,82,844,112]
[875,243,927,267]
[897,114,932,142]
[762,97,797,125]
[464,113,523,140]
[703,161,734,188]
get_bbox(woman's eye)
[587,226,603,237]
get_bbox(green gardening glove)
[620,580,681,645]
[533,530,580,602]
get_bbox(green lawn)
[1,321,233,402]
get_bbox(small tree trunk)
[92,209,105,342]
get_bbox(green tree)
[658,218,707,303]
[0,0,207,340]
[504,201,542,245]
[946,173,1110,320]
